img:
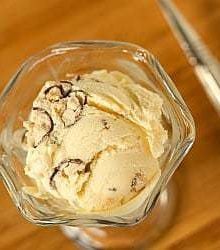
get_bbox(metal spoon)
[158,0,220,114]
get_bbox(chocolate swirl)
[44,83,73,102]
[32,107,54,148]
[49,158,91,188]
[61,89,88,128]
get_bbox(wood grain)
[0,0,220,249]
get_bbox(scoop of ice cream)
[24,70,167,212]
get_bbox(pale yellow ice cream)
[23,70,167,212]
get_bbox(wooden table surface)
[0,0,220,249]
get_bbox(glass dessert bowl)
[0,41,195,248]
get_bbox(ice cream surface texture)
[23,70,167,212]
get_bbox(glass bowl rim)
[0,40,196,227]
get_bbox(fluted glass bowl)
[0,41,195,227]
